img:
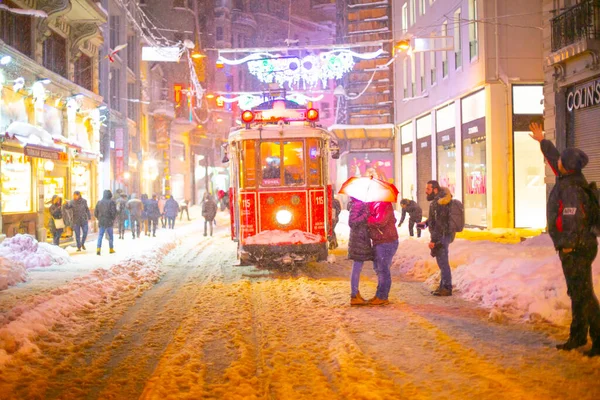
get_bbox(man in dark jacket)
[398,198,423,237]
[530,122,600,357]
[348,198,373,306]
[95,190,117,255]
[115,193,128,239]
[164,196,180,229]
[146,195,161,237]
[202,195,218,236]
[423,181,455,296]
[127,193,144,239]
[66,191,91,251]
[367,201,399,306]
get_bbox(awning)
[52,134,82,150]
[4,122,63,150]
[328,123,395,139]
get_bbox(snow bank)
[245,230,323,245]
[0,240,177,365]
[0,235,71,291]
[393,235,600,325]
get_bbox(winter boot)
[350,292,368,306]
[97,248,101,256]
[109,248,116,254]
[585,342,600,357]
[432,288,452,296]
[556,337,587,350]
[77,247,81,252]
[82,244,86,250]
[368,297,390,306]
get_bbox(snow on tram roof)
[228,124,330,141]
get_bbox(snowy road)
[1,224,600,399]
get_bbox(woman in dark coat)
[348,197,374,306]
[48,195,64,246]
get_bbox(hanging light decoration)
[218,49,384,90]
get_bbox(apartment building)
[543,0,600,188]
[393,0,545,229]
[0,0,105,240]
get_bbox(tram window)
[306,138,322,186]
[260,141,282,186]
[241,140,257,188]
[283,141,304,185]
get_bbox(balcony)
[551,0,600,52]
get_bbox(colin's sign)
[567,79,600,111]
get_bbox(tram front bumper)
[241,242,328,264]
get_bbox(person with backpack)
[422,180,457,296]
[115,193,128,239]
[530,122,600,357]
[94,190,117,255]
[398,199,423,238]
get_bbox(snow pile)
[0,240,177,365]
[245,230,323,245]
[0,234,70,269]
[0,235,71,290]
[393,235,600,325]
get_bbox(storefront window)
[513,85,545,228]
[400,123,415,200]
[72,162,91,202]
[436,103,456,196]
[43,162,68,208]
[462,90,486,226]
[1,150,32,213]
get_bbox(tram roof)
[228,124,332,142]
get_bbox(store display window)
[71,161,91,201]
[1,150,32,213]
[436,103,456,196]
[400,122,415,200]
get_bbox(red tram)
[224,99,339,266]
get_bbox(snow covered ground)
[1,208,600,398]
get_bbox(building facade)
[0,0,105,240]
[543,0,600,191]
[393,0,545,229]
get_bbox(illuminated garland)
[220,93,324,110]
[218,49,384,89]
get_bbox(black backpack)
[582,182,600,236]
[448,199,465,233]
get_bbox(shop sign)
[567,79,600,112]
[24,145,67,161]
[461,117,486,139]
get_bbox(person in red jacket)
[367,201,399,305]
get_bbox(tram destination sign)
[567,79,600,112]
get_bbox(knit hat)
[560,147,589,171]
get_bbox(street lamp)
[395,40,410,52]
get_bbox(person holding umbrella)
[340,176,399,306]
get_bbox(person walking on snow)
[164,196,180,229]
[66,191,91,251]
[158,195,167,228]
[367,200,399,306]
[146,194,161,237]
[48,195,64,246]
[530,122,600,357]
[141,194,150,236]
[95,190,117,255]
[127,193,144,239]
[348,197,374,306]
[423,181,455,296]
[398,198,423,238]
[202,194,218,236]
[115,193,128,239]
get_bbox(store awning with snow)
[328,123,395,140]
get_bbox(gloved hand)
[397,222,403,227]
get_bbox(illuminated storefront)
[436,103,456,197]
[1,149,32,214]
[400,123,415,200]
[416,114,432,214]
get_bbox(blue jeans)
[52,229,63,246]
[351,261,365,297]
[97,226,114,249]
[435,235,454,290]
[73,223,88,249]
[167,217,176,229]
[373,240,399,300]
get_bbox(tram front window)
[260,141,305,186]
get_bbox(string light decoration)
[219,93,324,110]
[218,49,384,89]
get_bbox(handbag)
[53,218,65,230]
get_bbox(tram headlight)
[276,209,293,225]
